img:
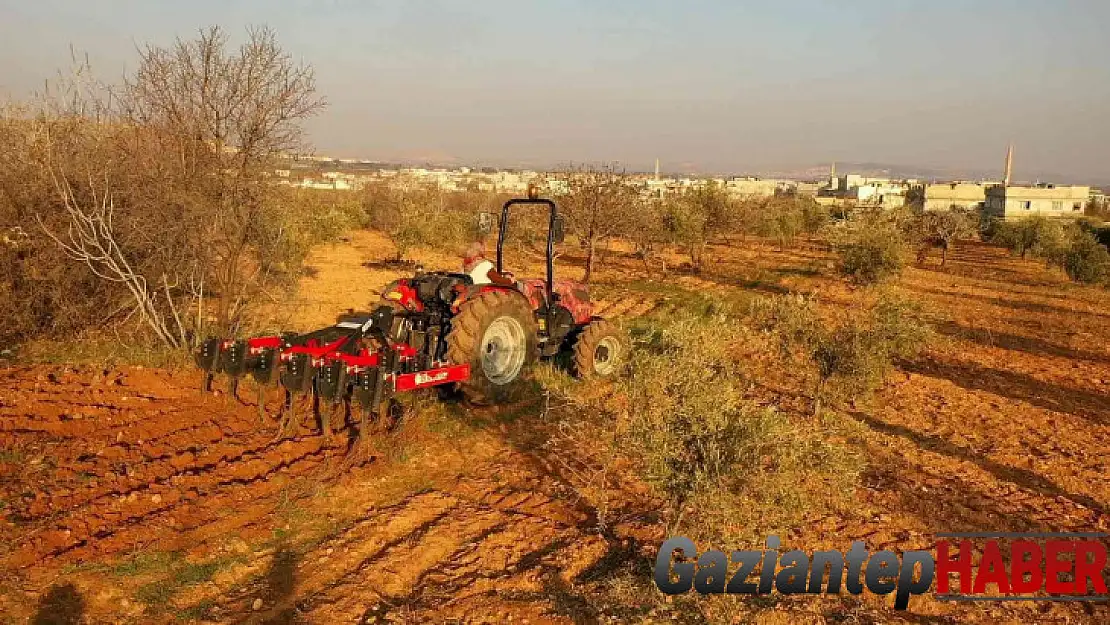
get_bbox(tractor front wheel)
[446,291,538,404]
[572,319,628,378]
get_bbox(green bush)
[261,189,365,277]
[361,183,505,260]
[540,309,860,544]
[799,197,831,235]
[834,219,907,284]
[751,291,932,416]
[744,197,829,249]
[1062,229,1110,284]
[661,183,732,271]
[989,217,1110,285]
[989,215,1064,259]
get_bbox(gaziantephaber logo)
[654,533,1109,610]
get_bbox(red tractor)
[196,193,628,447]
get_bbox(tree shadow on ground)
[847,409,1106,520]
[908,283,1106,319]
[491,398,973,624]
[899,357,1110,427]
[932,320,1110,365]
[31,583,85,625]
[854,430,1108,623]
[913,263,1062,290]
[494,402,663,535]
[697,271,795,296]
[260,545,298,625]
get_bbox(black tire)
[446,290,538,403]
[572,319,628,378]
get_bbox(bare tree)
[38,169,191,348]
[913,207,979,266]
[27,26,325,348]
[626,197,667,273]
[556,164,638,284]
[117,25,325,333]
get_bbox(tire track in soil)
[3,365,612,623]
[5,436,339,569]
[223,478,608,624]
[1,367,354,573]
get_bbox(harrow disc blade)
[195,338,221,373]
[351,367,381,411]
[249,348,280,386]
[279,353,315,396]
[222,340,249,378]
[315,360,349,404]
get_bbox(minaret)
[654,158,660,181]
[1004,143,1013,186]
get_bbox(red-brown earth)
[1,232,1106,624]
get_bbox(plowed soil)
[2,232,1107,624]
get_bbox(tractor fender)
[450,284,530,315]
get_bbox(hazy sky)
[2,0,1109,179]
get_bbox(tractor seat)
[487,269,516,287]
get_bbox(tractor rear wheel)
[572,319,628,378]
[446,290,538,403]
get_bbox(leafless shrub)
[0,105,118,344]
[3,26,329,348]
[117,25,325,334]
[554,164,639,283]
[909,207,979,265]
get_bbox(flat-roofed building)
[724,177,779,198]
[923,182,987,211]
[984,183,1090,219]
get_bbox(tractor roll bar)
[495,197,558,305]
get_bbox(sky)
[2,0,1109,180]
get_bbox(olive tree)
[663,182,731,272]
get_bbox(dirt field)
[1,231,1107,624]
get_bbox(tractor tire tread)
[571,319,628,378]
[446,290,537,404]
